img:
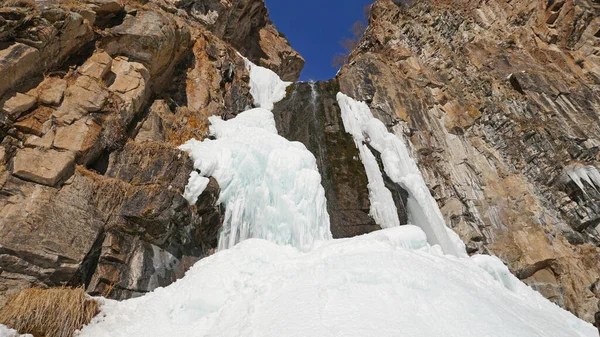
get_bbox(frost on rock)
[79,226,596,337]
[562,163,600,195]
[180,58,331,250]
[337,92,467,257]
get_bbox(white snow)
[0,326,31,337]
[79,226,596,337]
[182,171,210,205]
[337,92,467,257]
[243,57,292,111]
[180,58,331,250]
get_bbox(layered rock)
[337,0,600,321]
[0,0,301,306]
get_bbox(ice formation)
[180,58,331,250]
[563,163,600,195]
[79,226,596,337]
[337,92,467,257]
[70,57,596,337]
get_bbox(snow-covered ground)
[78,226,596,337]
[0,326,31,337]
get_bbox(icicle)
[563,163,600,195]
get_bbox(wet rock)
[273,80,384,238]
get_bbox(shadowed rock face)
[273,80,408,238]
[338,0,600,321]
[0,0,300,305]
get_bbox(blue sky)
[265,0,373,82]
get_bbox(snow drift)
[78,226,596,337]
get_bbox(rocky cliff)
[2,0,600,326]
[0,0,302,305]
[335,0,600,322]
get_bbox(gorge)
[1,0,600,335]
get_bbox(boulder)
[2,93,36,118]
[78,52,113,80]
[0,43,40,98]
[37,77,67,106]
[101,11,181,77]
[12,148,75,186]
[53,118,102,162]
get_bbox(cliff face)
[0,0,301,304]
[337,0,600,321]
[2,0,600,325]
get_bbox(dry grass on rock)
[1,0,37,9]
[0,287,99,337]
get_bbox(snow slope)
[79,226,596,337]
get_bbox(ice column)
[337,92,467,257]
[180,58,332,250]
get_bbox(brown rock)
[2,92,36,118]
[0,43,40,98]
[53,118,102,161]
[63,75,109,113]
[101,11,185,77]
[108,57,150,123]
[37,77,67,106]
[78,52,113,80]
[12,148,75,186]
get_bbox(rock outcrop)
[0,0,301,305]
[336,0,600,322]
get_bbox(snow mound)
[79,226,596,337]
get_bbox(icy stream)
[70,58,597,337]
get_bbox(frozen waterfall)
[69,57,596,337]
[179,58,332,250]
[337,92,467,257]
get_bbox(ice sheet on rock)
[0,326,32,337]
[337,92,467,257]
[243,57,291,111]
[79,226,596,337]
[183,172,210,205]
[180,59,330,250]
